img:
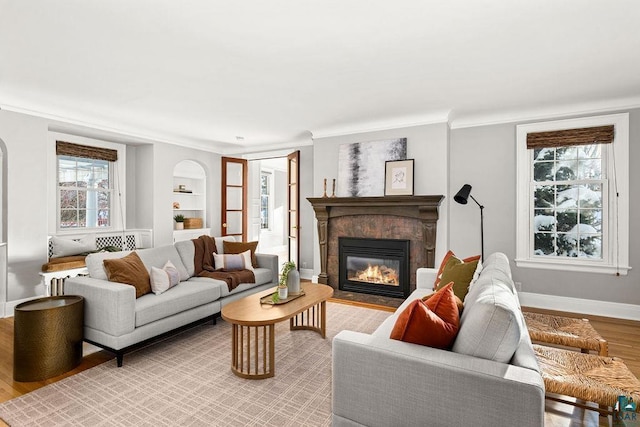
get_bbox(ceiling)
[2,1,640,153]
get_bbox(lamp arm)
[469,194,484,209]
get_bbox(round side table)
[13,295,84,382]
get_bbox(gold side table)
[13,296,84,382]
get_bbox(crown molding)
[0,103,232,153]
[449,96,640,129]
[311,111,451,139]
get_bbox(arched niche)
[172,160,208,240]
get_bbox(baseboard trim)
[3,296,41,318]
[300,268,314,280]
[519,292,640,321]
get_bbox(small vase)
[175,222,184,230]
[278,285,288,300]
[287,269,300,295]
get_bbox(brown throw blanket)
[192,235,255,292]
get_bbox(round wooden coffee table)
[221,283,333,379]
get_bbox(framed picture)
[385,159,414,196]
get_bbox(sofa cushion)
[135,280,223,327]
[150,260,181,295]
[223,240,259,268]
[103,252,152,298]
[436,255,480,301]
[85,251,130,279]
[42,255,87,272]
[213,250,254,271]
[136,245,190,282]
[452,276,523,363]
[51,234,96,258]
[390,283,459,349]
[434,250,481,289]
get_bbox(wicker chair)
[523,311,608,356]
[534,344,640,416]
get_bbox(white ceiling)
[2,1,640,153]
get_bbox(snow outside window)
[515,113,630,275]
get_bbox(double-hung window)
[515,113,630,275]
[56,141,117,230]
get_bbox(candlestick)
[323,178,328,198]
[331,179,336,197]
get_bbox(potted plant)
[280,260,300,295]
[173,214,185,230]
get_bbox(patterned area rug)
[0,302,390,427]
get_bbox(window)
[56,141,117,230]
[260,171,272,230]
[516,113,630,275]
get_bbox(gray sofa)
[332,252,545,427]
[65,236,278,366]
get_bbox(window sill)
[514,258,631,275]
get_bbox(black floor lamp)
[454,184,484,262]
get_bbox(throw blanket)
[192,235,255,292]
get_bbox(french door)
[221,157,247,241]
[288,151,300,266]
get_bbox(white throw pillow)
[213,249,254,271]
[51,235,96,258]
[150,260,181,295]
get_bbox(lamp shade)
[454,184,472,205]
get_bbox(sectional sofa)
[65,236,278,366]
[332,252,545,427]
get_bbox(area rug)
[0,302,390,426]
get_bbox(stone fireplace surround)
[307,196,444,294]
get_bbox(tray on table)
[260,290,306,305]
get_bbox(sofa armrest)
[416,267,437,290]
[332,331,544,427]
[64,276,136,337]
[256,253,278,284]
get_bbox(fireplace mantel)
[307,195,444,286]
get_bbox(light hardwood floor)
[0,305,637,426]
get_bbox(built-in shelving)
[172,160,208,241]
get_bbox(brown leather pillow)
[103,252,151,298]
[223,240,259,268]
[390,283,460,349]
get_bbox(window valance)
[526,125,614,149]
[56,141,118,162]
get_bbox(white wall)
[0,109,221,306]
[450,109,640,305]
[310,123,450,278]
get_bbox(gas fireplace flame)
[349,264,399,286]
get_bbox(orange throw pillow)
[103,252,151,298]
[433,250,481,289]
[390,283,460,349]
[223,240,259,268]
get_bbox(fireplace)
[339,237,410,299]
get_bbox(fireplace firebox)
[339,237,410,299]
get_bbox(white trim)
[515,113,630,274]
[515,258,630,275]
[519,292,640,322]
[311,112,450,139]
[300,268,314,280]
[48,132,128,234]
[1,103,230,153]
[2,296,39,318]
[450,96,640,129]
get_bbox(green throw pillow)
[436,256,479,301]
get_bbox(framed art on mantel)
[385,159,414,196]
